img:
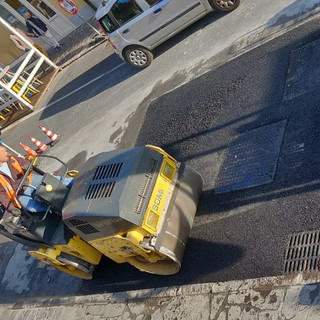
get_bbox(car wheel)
[124,46,153,68]
[209,0,240,11]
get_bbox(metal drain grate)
[215,120,286,194]
[283,230,320,274]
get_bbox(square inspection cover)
[215,120,286,194]
[283,38,320,101]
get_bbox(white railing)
[0,17,58,111]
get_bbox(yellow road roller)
[0,146,203,279]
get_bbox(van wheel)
[209,0,240,11]
[124,46,153,68]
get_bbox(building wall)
[50,0,89,18]
[0,27,22,65]
[69,6,96,27]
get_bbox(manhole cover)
[283,230,320,274]
[283,38,320,101]
[215,120,286,194]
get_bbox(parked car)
[96,0,240,68]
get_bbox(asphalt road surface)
[2,1,320,304]
[79,12,320,295]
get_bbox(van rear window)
[99,16,117,34]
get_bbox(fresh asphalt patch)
[130,16,320,287]
[78,15,320,296]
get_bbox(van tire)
[208,0,240,11]
[124,46,153,68]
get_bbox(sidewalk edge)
[4,271,320,310]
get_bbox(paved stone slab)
[1,272,320,319]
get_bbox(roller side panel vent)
[134,158,158,215]
[76,224,99,235]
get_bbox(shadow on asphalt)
[0,240,243,303]
[131,18,320,285]
[38,10,226,121]
[299,283,320,306]
[39,53,140,120]
[134,23,320,214]
[80,239,243,296]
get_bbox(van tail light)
[97,20,117,49]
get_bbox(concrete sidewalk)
[1,272,320,319]
[46,17,107,68]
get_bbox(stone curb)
[58,38,108,70]
[229,5,320,57]
[4,272,320,310]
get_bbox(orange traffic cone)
[39,125,60,145]
[29,136,48,153]
[19,142,37,156]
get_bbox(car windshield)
[99,15,117,34]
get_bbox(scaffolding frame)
[0,17,59,111]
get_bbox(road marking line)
[47,62,126,107]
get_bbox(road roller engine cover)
[0,146,203,279]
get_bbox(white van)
[96,0,240,68]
